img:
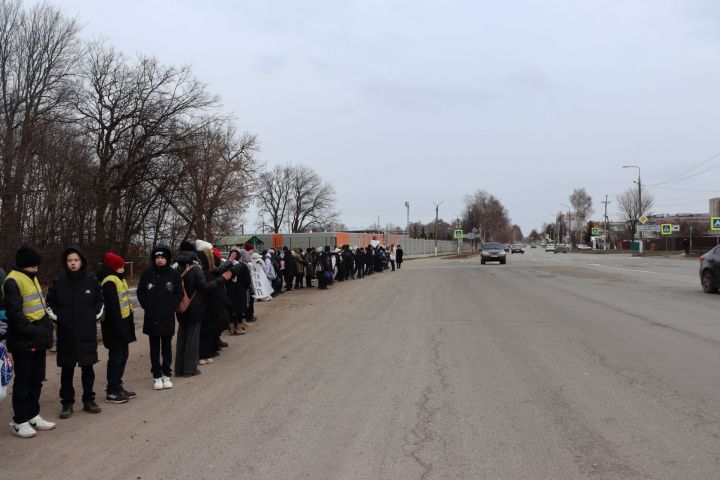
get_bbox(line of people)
[0,241,404,438]
[262,243,403,294]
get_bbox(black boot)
[83,401,102,414]
[59,403,73,419]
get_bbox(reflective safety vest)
[4,270,47,322]
[101,275,132,319]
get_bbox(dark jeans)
[318,270,328,289]
[397,260,402,269]
[294,272,304,288]
[149,335,173,378]
[107,344,129,394]
[11,349,46,424]
[390,259,396,271]
[305,272,314,287]
[60,364,95,405]
[175,322,200,376]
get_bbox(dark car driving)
[481,242,507,265]
[700,246,720,293]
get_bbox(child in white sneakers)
[137,246,183,390]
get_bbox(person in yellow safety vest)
[3,245,55,438]
[99,253,137,404]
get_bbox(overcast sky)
[50,0,720,234]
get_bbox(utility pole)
[433,200,444,256]
[602,195,610,250]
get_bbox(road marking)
[586,263,662,275]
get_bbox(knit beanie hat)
[104,252,125,271]
[244,243,254,251]
[16,245,41,268]
[179,240,195,252]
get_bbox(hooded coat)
[174,242,226,326]
[227,247,251,318]
[137,245,183,337]
[46,246,104,367]
[98,263,137,350]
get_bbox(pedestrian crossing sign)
[712,217,720,231]
[660,224,672,235]
[454,229,463,239]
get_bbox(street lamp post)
[433,200,444,256]
[405,201,410,236]
[623,165,642,253]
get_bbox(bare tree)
[75,41,217,252]
[288,165,337,232]
[569,187,593,243]
[160,118,259,241]
[255,165,292,233]
[256,164,337,233]
[0,0,80,249]
[461,190,511,242]
[616,188,654,239]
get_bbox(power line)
[650,150,720,186]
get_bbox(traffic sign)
[591,227,599,235]
[637,224,658,232]
[712,217,720,231]
[660,224,672,235]
[639,215,648,224]
[672,224,680,232]
[453,229,463,239]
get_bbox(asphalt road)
[2,251,720,479]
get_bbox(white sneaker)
[153,378,163,390]
[28,415,56,431]
[10,422,37,438]
[161,376,173,389]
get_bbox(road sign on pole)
[453,229,463,239]
[660,224,672,235]
[591,227,599,235]
[639,215,648,224]
[711,217,720,231]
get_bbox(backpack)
[176,265,197,314]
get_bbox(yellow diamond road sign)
[639,215,648,224]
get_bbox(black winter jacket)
[3,270,53,353]
[226,262,251,316]
[46,247,104,367]
[137,264,183,337]
[174,250,226,326]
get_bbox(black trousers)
[294,272,304,288]
[318,270,328,289]
[397,259,402,269]
[305,271,314,287]
[246,296,255,321]
[390,259,396,271]
[107,344,129,394]
[11,349,46,424]
[60,364,95,405]
[284,271,294,291]
[149,335,173,378]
